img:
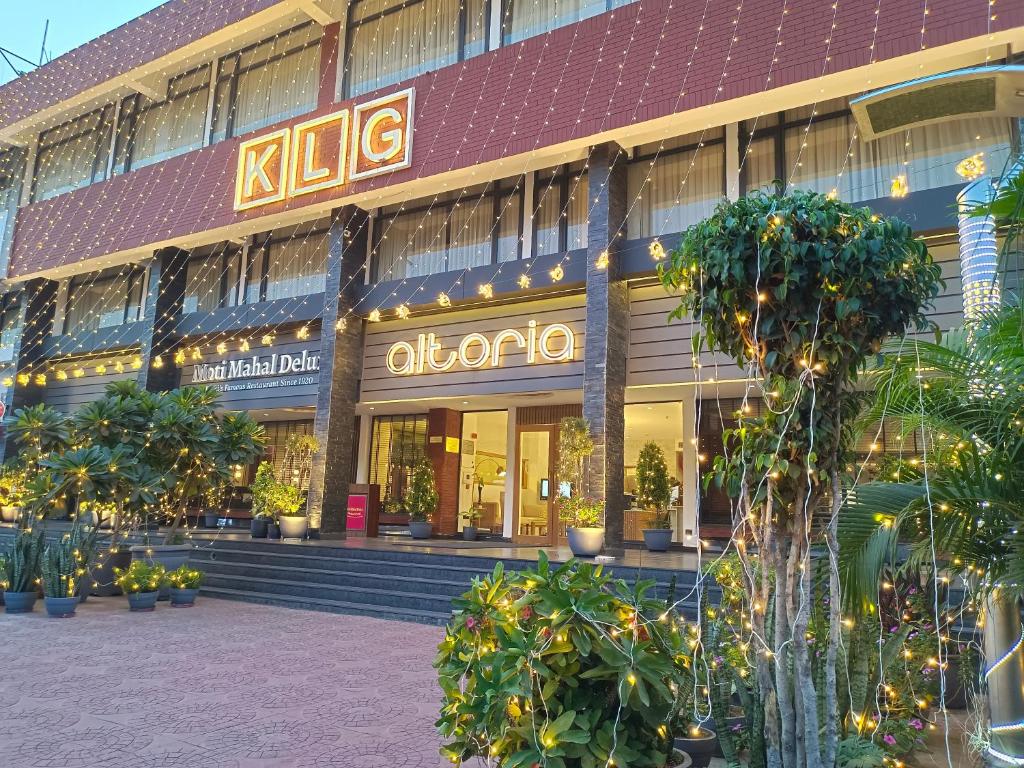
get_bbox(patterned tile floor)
[0,597,448,768]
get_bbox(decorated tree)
[635,441,671,527]
[660,189,942,768]
[406,456,438,522]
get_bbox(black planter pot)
[267,522,281,540]
[203,510,220,528]
[90,548,133,597]
[463,526,479,541]
[250,517,268,539]
[674,729,717,768]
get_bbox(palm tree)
[839,302,1024,762]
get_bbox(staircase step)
[202,573,458,612]
[199,587,453,626]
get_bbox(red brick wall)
[427,408,462,535]
[0,0,287,130]
[8,0,1023,278]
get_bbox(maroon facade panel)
[8,0,1022,279]
[0,0,287,130]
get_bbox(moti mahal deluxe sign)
[192,350,320,385]
[234,88,414,211]
[386,321,576,375]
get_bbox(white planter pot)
[278,515,308,540]
[566,527,605,557]
[1,506,20,523]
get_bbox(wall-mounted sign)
[192,350,320,390]
[385,320,576,375]
[234,87,415,211]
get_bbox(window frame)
[500,0,628,46]
[342,0,490,98]
[113,64,212,175]
[532,163,590,257]
[32,105,115,202]
[246,224,331,304]
[62,267,146,335]
[182,244,244,315]
[371,180,523,281]
[210,21,322,142]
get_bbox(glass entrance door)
[513,425,558,545]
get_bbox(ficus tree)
[660,189,942,768]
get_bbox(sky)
[0,1,166,84]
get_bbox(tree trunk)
[823,470,842,768]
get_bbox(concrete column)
[725,122,741,201]
[0,279,58,459]
[138,248,189,393]
[582,142,629,548]
[502,405,517,539]
[427,407,462,536]
[306,206,368,535]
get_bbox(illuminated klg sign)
[386,321,576,375]
[234,88,414,211]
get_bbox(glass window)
[627,137,725,239]
[33,107,114,202]
[245,221,330,303]
[784,104,1013,201]
[503,0,608,44]
[534,167,588,257]
[62,269,146,335]
[0,299,21,363]
[346,0,487,98]
[211,24,321,142]
[624,402,683,541]
[114,66,210,173]
[369,414,428,506]
[373,182,522,281]
[183,246,242,314]
[260,421,316,490]
[458,411,509,533]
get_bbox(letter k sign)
[234,129,290,210]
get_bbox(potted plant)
[436,553,690,766]
[166,564,203,607]
[556,417,604,556]
[0,465,26,523]
[115,560,165,612]
[673,724,718,768]
[406,456,437,539]
[250,509,270,538]
[41,528,93,618]
[636,442,673,551]
[462,506,483,541]
[3,524,44,613]
[251,462,305,539]
[279,433,319,538]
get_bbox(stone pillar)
[0,279,58,459]
[307,206,368,535]
[427,407,462,535]
[138,248,189,393]
[582,142,629,548]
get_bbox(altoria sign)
[386,321,576,375]
[234,88,414,211]
[192,351,320,384]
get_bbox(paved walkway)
[0,597,448,768]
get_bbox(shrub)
[556,495,604,528]
[165,564,204,590]
[436,553,688,767]
[114,561,166,594]
[4,525,44,593]
[635,442,671,527]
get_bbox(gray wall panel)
[42,353,139,413]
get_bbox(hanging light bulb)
[335,318,347,332]
[368,309,381,322]
[478,283,493,299]
[649,241,666,261]
[1,376,12,387]
[94,364,106,375]
[261,334,275,346]
[396,304,411,319]
[240,339,250,352]
[131,356,142,370]
[955,153,985,181]
[16,373,29,386]
[826,188,839,201]
[174,350,186,366]
[216,341,227,354]
[114,361,124,374]
[890,175,909,198]
[73,367,86,378]
[297,326,310,340]
[34,373,46,386]
[190,348,202,361]
[518,274,531,289]
[549,265,564,282]
[437,292,451,308]
[55,370,68,381]
[595,250,609,270]
[152,355,164,369]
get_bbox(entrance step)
[190,539,713,624]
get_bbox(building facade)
[0,0,1021,546]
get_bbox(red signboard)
[346,494,368,532]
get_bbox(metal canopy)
[850,64,1024,140]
